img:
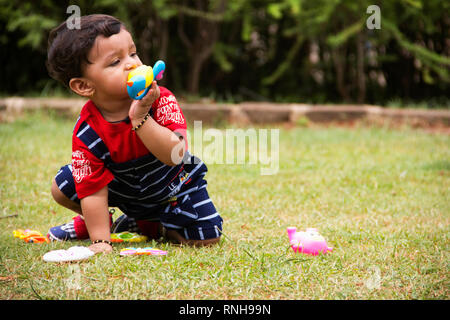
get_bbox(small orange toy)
[13,229,49,243]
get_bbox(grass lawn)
[0,111,448,300]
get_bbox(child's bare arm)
[80,185,112,253]
[133,116,185,166]
[129,82,185,166]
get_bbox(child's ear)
[69,78,95,97]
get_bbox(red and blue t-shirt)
[71,87,187,199]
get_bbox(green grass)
[0,111,448,300]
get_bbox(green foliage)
[0,0,448,105]
[0,0,58,49]
[383,19,450,82]
[212,42,234,73]
[327,20,364,48]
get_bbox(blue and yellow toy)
[126,60,165,100]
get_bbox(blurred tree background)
[0,0,448,107]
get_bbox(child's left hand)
[89,242,113,254]
[129,81,160,124]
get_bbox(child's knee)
[51,178,63,203]
[51,178,81,213]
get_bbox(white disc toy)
[43,246,95,262]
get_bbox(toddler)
[46,14,223,254]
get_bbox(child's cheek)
[101,67,128,97]
[108,71,128,95]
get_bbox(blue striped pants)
[55,165,223,240]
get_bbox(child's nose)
[126,63,137,70]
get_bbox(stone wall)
[1,97,449,128]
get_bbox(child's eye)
[110,59,120,67]
[131,52,138,57]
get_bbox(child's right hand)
[129,81,161,125]
[89,242,113,254]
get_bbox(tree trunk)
[188,54,204,94]
[331,46,351,102]
[158,19,169,60]
[177,0,226,95]
[356,32,366,104]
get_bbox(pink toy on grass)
[287,227,333,255]
[120,247,167,256]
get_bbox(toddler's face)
[83,28,142,99]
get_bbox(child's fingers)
[141,81,160,106]
[130,82,160,121]
[150,81,160,101]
